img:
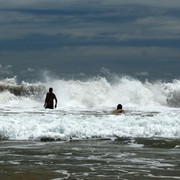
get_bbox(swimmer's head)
[117,104,122,109]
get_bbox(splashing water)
[0,75,180,140]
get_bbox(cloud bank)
[0,0,180,79]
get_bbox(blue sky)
[0,0,180,80]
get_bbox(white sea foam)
[0,76,180,140]
[40,76,180,110]
[0,107,180,140]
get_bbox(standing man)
[44,87,57,109]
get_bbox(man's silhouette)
[44,87,57,109]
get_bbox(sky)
[0,0,180,80]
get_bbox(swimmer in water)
[112,104,125,114]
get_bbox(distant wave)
[0,77,45,97]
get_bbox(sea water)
[0,75,180,179]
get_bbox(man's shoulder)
[112,109,124,114]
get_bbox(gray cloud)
[1,1,180,42]
[2,0,180,8]
[0,0,180,80]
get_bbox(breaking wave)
[0,75,180,141]
[0,77,45,97]
[1,76,180,108]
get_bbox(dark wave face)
[0,81,46,97]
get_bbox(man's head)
[49,87,53,93]
[117,104,122,109]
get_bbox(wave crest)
[0,77,45,97]
[1,76,180,108]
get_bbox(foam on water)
[0,105,180,141]
[0,75,180,140]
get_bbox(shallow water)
[0,138,180,180]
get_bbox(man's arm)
[54,95,57,108]
[44,93,47,107]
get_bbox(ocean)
[0,75,180,179]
